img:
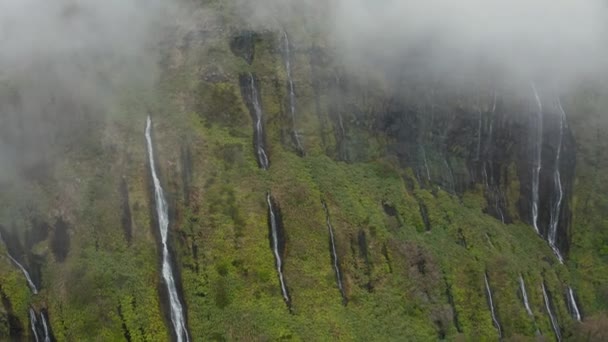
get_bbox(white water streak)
[282,31,303,153]
[542,282,562,342]
[41,311,51,342]
[322,202,346,302]
[145,117,189,342]
[0,233,38,294]
[519,275,534,316]
[567,287,582,322]
[29,308,40,342]
[267,193,290,306]
[249,74,270,170]
[484,273,502,338]
[530,83,543,235]
[548,98,566,264]
[7,253,38,294]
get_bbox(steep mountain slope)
[1,1,607,341]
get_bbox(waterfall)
[484,273,502,338]
[40,311,51,342]
[547,98,566,264]
[322,201,347,304]
[0,233,38,294]
[29,308,40,342]
[29,308,51,342]
[6,252,38,295]
[266,193,291,308]
[281,31,304,155]
[248,74,270,170]
[567,286,582,322]
[519,275,534,316]
[530,83,543,235]
[145,116,190,342]
[542,282,562,341]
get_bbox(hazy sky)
[241,0,608,88]
[0,0,179,181]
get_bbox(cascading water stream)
[266,193,291,308]
[281,31,304,155]
[542,282,562,341]
[322,201,347,304]
[145,116,190,342]
[547,98,566,263]
[484,273,502,338]
[29,308,41,342]
[530,83,543,236]
[29,308,51,342]
[519,275,534,316]
[567,286,582,322]
[248,74,270,170]
[0,233,38,294]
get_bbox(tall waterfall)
[322,201,347,304]
[484,273,502,338]
[0,234,38,294]
[547,98,567,264]
[145,116,190,342]
[281,31,304,155]
[266,193,291,308]
[519,275,533,316]
[248,74,270,170]
[530,83,543,235]
[566,286,582,322]
[7,252,38,295]
[542,282,562,341]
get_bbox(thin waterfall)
[542,282,562,342]
[0,233,38,294]
[548,98,566,263]
[266,193,291,308]
[40,311,51,342]
[249,73,270,170]
[519,275,533,316]
[145,116,190,342]
[530,83,543,235]
[29,308,41,342]
[322,201,347,304]
[484,273,502,338]
[281,31,304,155]
[6,252,38,294]
[567,286,582,322]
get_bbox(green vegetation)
[1,1,606,341]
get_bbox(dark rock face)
[230,31,257,65]
[0,285,24,340]
[51,217,70,263]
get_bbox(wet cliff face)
[0,2,605,341]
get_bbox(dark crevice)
[117,304,132,342]
[444,277,462,333]
[229,31,257,65]
[0,285,24,340]
[120,177,133,245]
[51,217,70,263]
[418,200,431,231]
[266,194,292,311]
